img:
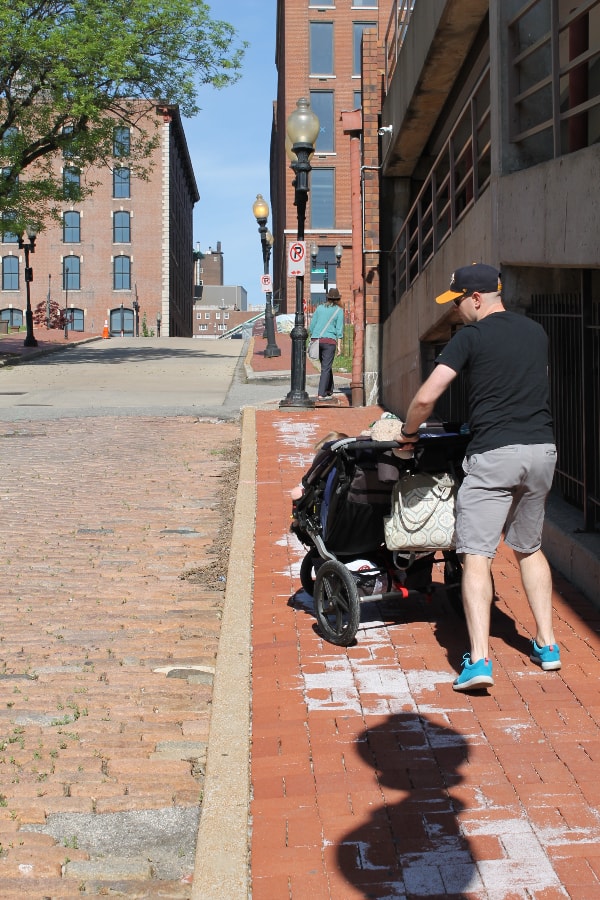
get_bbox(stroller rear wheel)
[314,560,360,646]
[300,551,317,597]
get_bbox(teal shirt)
[309,303,344,340]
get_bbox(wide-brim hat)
[327,288,341,301]
[436,263,501,304]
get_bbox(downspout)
[341,109,364,407]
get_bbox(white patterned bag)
[384,471,457,551]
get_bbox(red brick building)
[1,104,198,338]
[271,0,392,313]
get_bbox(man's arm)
[401,364,458,437]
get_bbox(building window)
[310,168,335,229]
[113,211,131,243]
[216,312,221,320]
[352,0,377,6]
[62,124,75,158]
[310,0,333,4]
[224,313,230,320]
[218,324,226,331]
[199,324,208,331]
[1,168,19,242]
[113,127,131,157]
[310,22,334,75]
[113,255,131,290]
[353,22,377,76]
[354,90,362,109]
[65,308,84,331]
[1,215,19,244]
[113,167,130,198]
[1,256,19,291]
[310,245,338,307]
[310,91,334,152]
[63,211,80,243]
[205,312,210,319]
[63,166,80,200]
[63,255,81,291]
[0,307,23,327]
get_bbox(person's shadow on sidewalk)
[336,713,479,898]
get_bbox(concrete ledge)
[543,493,600,609]
[191,407,256,899]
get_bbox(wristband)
[400,425,419,439]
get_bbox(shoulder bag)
[308,307,340,360]
[384,471,458,551]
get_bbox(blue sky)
[184,0,278,306]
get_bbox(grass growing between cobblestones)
[179,439,241,592]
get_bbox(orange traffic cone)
[102,320,110,339]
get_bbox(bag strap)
[396,475,453,532]
[312,307,340,339]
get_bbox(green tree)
[0,0,245,233]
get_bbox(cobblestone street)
[0,415,239,897]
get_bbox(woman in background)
[308,288,344,400]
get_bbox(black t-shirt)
[436,311,554,454]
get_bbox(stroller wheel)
[300,551,317,597]
[443,551,464,618]
[314,560,360,646]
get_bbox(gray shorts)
[456,444,557,558]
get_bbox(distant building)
[193,284,254,338]
[1,103,198,337]
[201,242,225,286]
[271,0,394,318]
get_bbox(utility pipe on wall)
[342,109,365,407]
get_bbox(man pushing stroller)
[398,263,560,692]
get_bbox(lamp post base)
[24,310,38,348]
[263,300,281,358]
[280,312,314,408]
[280,392,314,409]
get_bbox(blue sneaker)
[453,653,494,691]
[530,640,561,671]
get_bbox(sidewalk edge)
[191,407,256,899]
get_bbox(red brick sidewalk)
[0,329,98,363]
[251,407,600,899]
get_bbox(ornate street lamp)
[18,227,38,347]
[281,97,320,408]
[252,193,280,358]
[310,241,343,297]
[156,311,162,337]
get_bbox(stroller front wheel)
[314,560,360,646]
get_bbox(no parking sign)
[287,241,306,277]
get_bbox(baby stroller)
[291,424,469,646]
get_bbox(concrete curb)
[191,406,256,899]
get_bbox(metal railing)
[529,283,600,531]
[509,0,600,158]
[388,64,491,307]
[384,0,415,90]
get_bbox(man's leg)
[461,553,495,662]
[514,548,556,647]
